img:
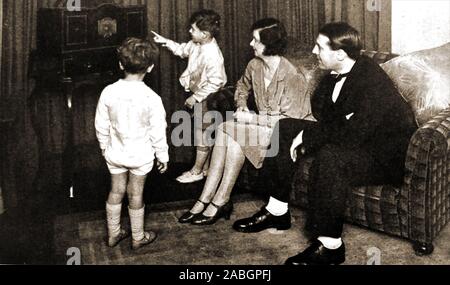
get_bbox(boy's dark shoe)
[107,229,130,247]
[131,231,157,250]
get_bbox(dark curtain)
[0,0,389,210]
[1,0,41,209]
[0,0,147,209]
[149,0,327,162]
[324,0,391,51]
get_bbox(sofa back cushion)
[284,48,400,122]
[285,41,450,126]
[381,43,450,125]
[284,48,328,108]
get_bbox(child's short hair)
[190,9,221,38]
[117,38,159,74]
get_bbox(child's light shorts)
[106,159,154,176]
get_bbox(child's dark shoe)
[107,229,130,247]
[131,231,157,250]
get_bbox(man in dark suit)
[232,22,418,265]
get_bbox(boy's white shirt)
[165,38,227,102]
[95,80,169,168]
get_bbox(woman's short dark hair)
[190,9,221,38]
[318,22,362,60]
[118,38,159,74]
[251,18,288,56]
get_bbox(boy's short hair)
[319,22,362,60]
[251,18,288,56]
[190,9,221,38]
[117,38,159,74]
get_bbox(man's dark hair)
[117,37,159,74]
[251,18,288,56]
[319,22,362,60]
[190,9,221,38]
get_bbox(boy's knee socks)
[129,206,145,241]
[106,202,122,238]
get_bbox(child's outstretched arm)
[94,92,111,155]
[152,30,193,59]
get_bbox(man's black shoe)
[285,239,345,265]
[232,207,291,233]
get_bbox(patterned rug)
[54,199,450,265]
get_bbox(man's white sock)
[318,236,343,250]
[265,196,288,216]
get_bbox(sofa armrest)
[400,107,450,243]
[410,107,450,157]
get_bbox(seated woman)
[179,18,314,225]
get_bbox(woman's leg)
[203,134,245,217]
[188,127,228,214]
[202,149,211,175]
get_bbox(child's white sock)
[318,236,343,250]
[106,202,122,238]
[265,196,289,216]
[129,206,145,241]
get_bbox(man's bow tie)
[331,72,350,82]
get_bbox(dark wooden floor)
[0,162,255,264]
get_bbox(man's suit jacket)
[302,55,418,185]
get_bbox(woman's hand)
[185,96,197,110]
[151,31,169,46]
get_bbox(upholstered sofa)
[285,43,450,256]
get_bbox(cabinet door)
[126,9,146,38]
[64,12,89,50]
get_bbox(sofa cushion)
[381,43,450,125]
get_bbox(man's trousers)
[261,118,388,238]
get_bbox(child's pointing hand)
[151,31,168,45]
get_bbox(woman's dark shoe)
[191,201,233,225]
[178,200,207,224]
